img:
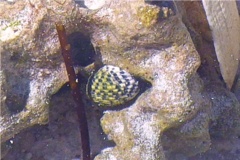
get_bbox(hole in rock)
[146,0,175,8]
[74,0,88,8]
[5,74,30,114]
[68,32,96,67]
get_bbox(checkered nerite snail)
[86,65,139,107]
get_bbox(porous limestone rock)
[0,0,92,142]
[92,1,205,159]
[92,1,240,159]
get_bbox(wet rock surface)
[1,0,240,160]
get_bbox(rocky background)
[1,0,240,160]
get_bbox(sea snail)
[86,65,139,107]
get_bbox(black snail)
[86,65,139,107]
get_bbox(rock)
[93,1,204,159]
[0,0,92,142]
[94,1,240,159]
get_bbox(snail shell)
[86,65,139,107]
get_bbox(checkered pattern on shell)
[87,65,139,107]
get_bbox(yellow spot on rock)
[137,5,159,28]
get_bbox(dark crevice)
[74,0,88,9]
[146,1,175,9]
[5,74,30,114]
[68,32,96,67]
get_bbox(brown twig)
[55,22,90,160]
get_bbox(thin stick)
[55,22,90,160]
